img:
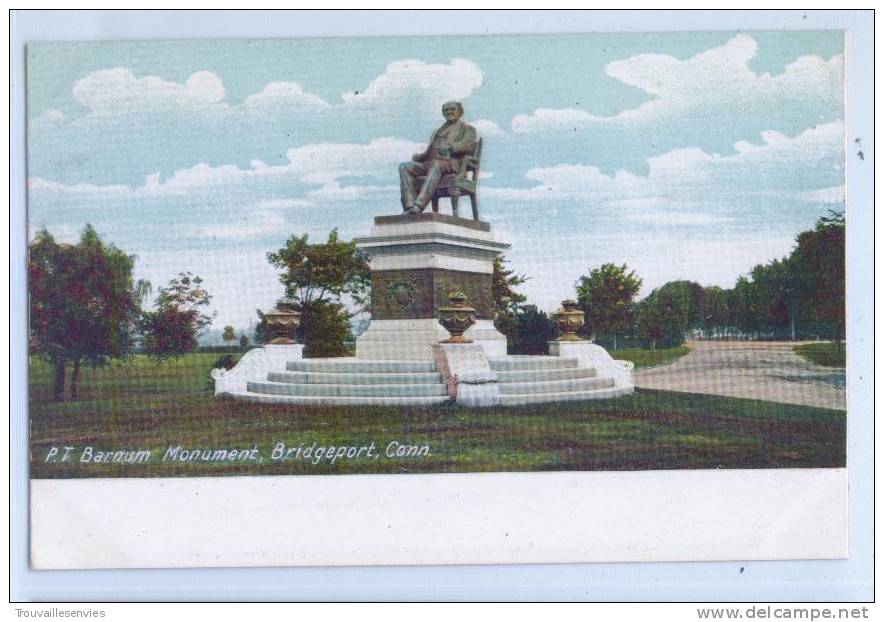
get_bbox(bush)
[495,305,557,355]
[211,353,238,371]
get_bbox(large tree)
[749,259,796,339]
[140,271,215,359]
[792,211,845,342]
[635,280,699,349]
[28,226,142,400]
[575,263,642,348]
[266,229,369,355]
[699,285,730,338]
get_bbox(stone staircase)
[226,354,631,407]
[233,359,451,406]
[490,356,630,406]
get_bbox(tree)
[222,325,236,344]
[635,301,664,350]
[300,301,355,358]
[749,259,796,339]
[28,226,141,400]
[699,285,730,338]
[635,281,697,349]
[239,334,249,348]
[730,276,756,338]
[494,305,558,355]
[575,263,642,348]
[491,256,527,318]
[266,229,369,355]
[792,211,845,342]
[141,272,215,358]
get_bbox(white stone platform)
[216,344,634,407]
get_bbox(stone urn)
[553,299,585,341]
[264,298,302,345]
[437,291,477,344]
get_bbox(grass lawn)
[794,342,846,368]
[29,353,844,479]
[610,345,690,369]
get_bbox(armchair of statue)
[422,138,483,221]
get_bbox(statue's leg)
[399,162,420,210]
[431,197,439,213]
[414,161,443,212]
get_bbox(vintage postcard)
[25,28,850,569]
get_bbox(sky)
[26,31,845,330]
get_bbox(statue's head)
[441,101,464,122]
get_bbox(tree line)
[493,211,845,352]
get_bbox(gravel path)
[633,340,846,410]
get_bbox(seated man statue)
[399,100,477,214]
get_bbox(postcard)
[25,27,850,569]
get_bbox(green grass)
[611,345,690,369]
[28,353,844,479]
[794,342,846,368]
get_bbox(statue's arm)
[450,125,478,156]
[412,130,436,161]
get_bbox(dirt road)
[633,341,846,410]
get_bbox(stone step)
[497,376,614,395]
[488,356,579,371]
[228,392,451,407]
[499,386,634,406]
[287,359,437,373]
[247,380,449,398]
[268,371,443,385]
[494,367,596,383]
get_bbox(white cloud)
[798,185,845,204]
[306,183,396,200]
[341,58,482,115]
[61,58,483,126]
[512,35,843,133]
[72,68,226,115]
[30,108,65,128]
[242,81,329,110]
[28,137,423,199]
[28,176,132,196]
[511,107,600,134]
[471,118,504,137]
[486,121,843,208]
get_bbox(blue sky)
[26,31,844,329]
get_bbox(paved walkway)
[633,341,846,410]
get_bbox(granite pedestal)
[354,213,509,360]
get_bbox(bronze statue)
[399,101,478,214]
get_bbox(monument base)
[355,318,507,361]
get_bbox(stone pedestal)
[355,213,509,360]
